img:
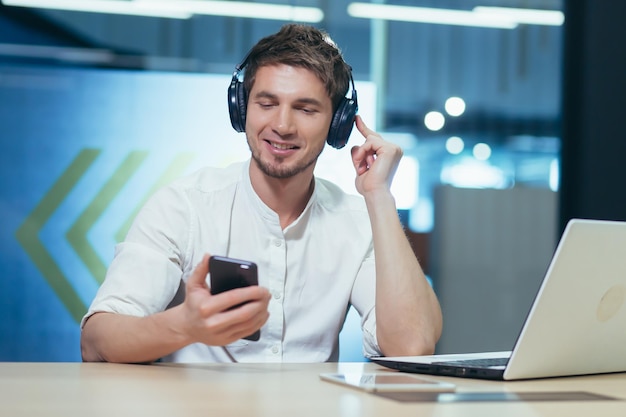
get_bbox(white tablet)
[319,372,456,393]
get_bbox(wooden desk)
[1,361,625,416]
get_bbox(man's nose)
[271,106,296,135]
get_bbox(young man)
[80,24,442,363]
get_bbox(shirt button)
[271,345,279,354]
[273,239,282,247]
[273,291,282,300]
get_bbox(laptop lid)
[503,218,626,379]
[374,219,626,380]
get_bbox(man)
[80,24,442,363]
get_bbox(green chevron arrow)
[115,152,196,243]
[66,151,149,285]
[15,149,101,323]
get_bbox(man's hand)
[81,255,271,364]
[350,115,403,196]
[181,254,271,346]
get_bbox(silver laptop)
[374,218,626,380]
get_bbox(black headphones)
[228,55,358,150]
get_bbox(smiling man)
[80,24,442,364]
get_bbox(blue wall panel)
[0,63,371,361]
[0,64,244,361]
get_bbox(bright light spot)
[446,136,464,154]
[424,111,445,131]
[391,156,418,209]
[549,158,560,191]
[473,143,491,160]
[409,198,433,233]
[441,158,508,189]
[445,96,466,116]
[473,6,564,27]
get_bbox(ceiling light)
[2,0,324,22]
[347,3,518,29]
[136,0,323,22]
[424,111,445,131]
[473,6,564,26]
[446,136,465,155]
[445,97,466,117]
[2,0,193,19]
[473,143,492,161]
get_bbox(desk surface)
[1,361,626,417]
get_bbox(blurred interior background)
[1,0,624,362]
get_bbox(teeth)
[271,142,294,150]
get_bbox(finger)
[355,115,379,141]
[351,145,369,175]
[230,298,270,324]
[204,295,270,343]
[350,145,362,163]
[209,286,270,313]
[224,300,270,336]
[187,253,211,290]
[354,115,367,135]
[231,314,269,341]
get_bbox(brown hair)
[242,24,351,112]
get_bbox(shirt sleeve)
[81,184,191,328]
[350,246,381,358]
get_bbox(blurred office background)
[1,1,624,362]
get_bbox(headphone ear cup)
[228,79,247,132]
[327,97,357,149]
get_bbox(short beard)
[249,142,325,179]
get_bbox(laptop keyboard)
[433,357,509,368]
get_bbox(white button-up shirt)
[83,160,380,362]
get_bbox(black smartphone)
[208,255,260,341]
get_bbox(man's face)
[245,64,333,179]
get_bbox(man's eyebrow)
[295,97,324,107]
[252,91,278,100]
[252,90,324,107]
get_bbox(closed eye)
[298,106,318,114]
[257,101,276,109]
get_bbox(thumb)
[187,253,211,290]
[351,145,368,175]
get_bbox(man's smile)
[267,140,299,150]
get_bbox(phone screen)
[208,255,260,341]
